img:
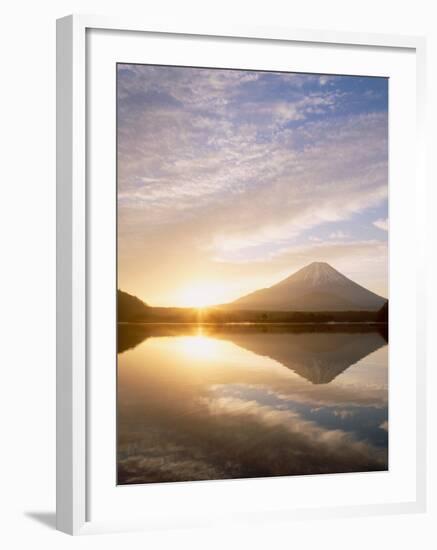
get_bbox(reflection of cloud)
[202,395,378,454]
[118,390,387,484]
[334,409,356,419]
[379,420,388,431]
[212,381,387,412]
[118,328,388,484]
[118,441,226,484]
[118,325,389,409]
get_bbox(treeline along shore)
[118,289,389,325]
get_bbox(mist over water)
[117,324,388,484]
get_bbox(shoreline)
[117,321,388,326]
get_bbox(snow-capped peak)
[292,262,344,287]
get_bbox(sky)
[117,64,388,307]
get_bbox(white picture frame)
[56,14,427,536]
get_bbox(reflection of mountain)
[118,323,153,354]
[227,262,386,311]
[220,331,386,384]
[118,324,387,384]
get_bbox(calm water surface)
[117,324,388,484]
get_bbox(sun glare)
[179,334,222,361]
[178,283,225,308]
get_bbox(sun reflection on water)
[118,326,389,483]
[179,331,223,361]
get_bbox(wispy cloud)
[373,218,388,231]
[117,65,388,304]
[329,230,348,239]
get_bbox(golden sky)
[117,65,388,307]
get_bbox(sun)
[178,283,225,308]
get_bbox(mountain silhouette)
[227,262,386,312]
[118,289,150,321]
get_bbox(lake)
[117,324,388,484]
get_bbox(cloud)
[116,64,388,304]
[373,218,388,231]
[209,237,386,278]
[329,230,348,239]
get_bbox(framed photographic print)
[56,15,427,535]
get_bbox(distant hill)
[226,262,386,312]
[117,289,150,322]
[117,263,388,323]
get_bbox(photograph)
[116,63,389,485]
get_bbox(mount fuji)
[227,262,386,312]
